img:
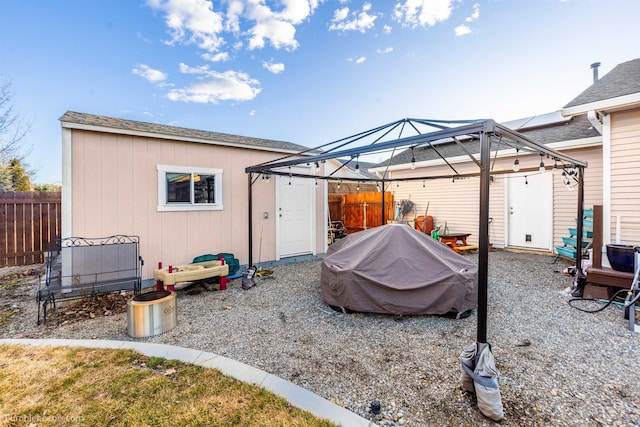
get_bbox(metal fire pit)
[127,290,177,338]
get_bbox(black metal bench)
[37,235,143,325]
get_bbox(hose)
[567,288,637,313]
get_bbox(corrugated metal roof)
[59,111,310,153]
[501,110,570,131]
[564,58,640,108]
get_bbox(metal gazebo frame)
[245,117,587,345]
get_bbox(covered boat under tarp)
[321,223,478,316]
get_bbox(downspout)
[601,114,612,253]
[586,109,611,262]
[587,110,603,134]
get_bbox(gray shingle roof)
[375,114,600,168]
[564,58,640,108]
[59,111,309,153]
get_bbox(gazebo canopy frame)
[245,117,587,344]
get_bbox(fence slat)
[0,202,7,264]
[7,197,16,266]
[0,191,61,267]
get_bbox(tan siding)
[552,146,602,249]
[388,175,505,248]
[610,109,640,244]
[392,146,601,251]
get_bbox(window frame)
[157,165,223,212]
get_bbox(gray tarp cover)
[321,224,478,315]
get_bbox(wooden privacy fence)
[0,192,61,267]
[329,192,394,234]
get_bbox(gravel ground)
[1,250,639,426]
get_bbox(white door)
[277,174,315,258]
[507,172,553,250]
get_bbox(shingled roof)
[60,111,309,154]
[564,58,640,108]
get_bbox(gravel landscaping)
[1,250,639,426]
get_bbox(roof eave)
[60,120,308,156]
[561,92,640,117]
[369,136,600,173]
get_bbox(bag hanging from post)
[459,342,504,422]
[242,266,257,290]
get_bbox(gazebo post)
[477,128,491,343]
[248,172,253,267]
[573,166,586,290]
[381,179,386,225]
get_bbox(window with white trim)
[157,165,223,211]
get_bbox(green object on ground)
[192,253,240,275]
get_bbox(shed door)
[507,172,553,250]
[277,174,315,259]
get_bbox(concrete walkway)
[0,338,376,427]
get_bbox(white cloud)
[347,56,367,64]
[383,24,392,34]
[392,0,454,28]
[143,1,320,104]
[333,7,349,21]
[377,47,393,54]
[247,17,299,50]
[132,64,168,83]
[167,64,262,103]
[465,3,480,22]
[457,3,479,36]
[147,0,321,53]
[147,0,225,52]
[329,2,378,33]
[243,0,321,50]
[454,24,471,36]
[201,51,230,62]
[263,60,285,74]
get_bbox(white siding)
[390,146,602,251]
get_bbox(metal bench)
[37,235,143,325]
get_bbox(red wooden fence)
[0,191,61,267]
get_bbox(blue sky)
[1,0,639,185]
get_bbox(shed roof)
[564,58,640,108]
[59,111,309,154]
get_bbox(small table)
[439,233,477,253]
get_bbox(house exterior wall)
[67,128,324,279]
[388,146,602,251]
[389,161,504,248]
[609,108,640,244]
[552,146,603,248]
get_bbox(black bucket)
[132,290,172,302]
[606,244,635,273]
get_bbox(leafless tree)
[0,77,31,165]
[0,77,33,190]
